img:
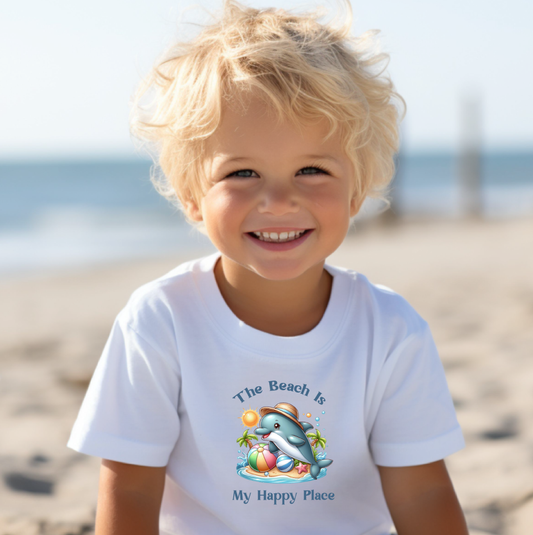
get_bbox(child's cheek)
[307,185,351,215]
[202,184,255,228]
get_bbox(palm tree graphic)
[236,429,258,449]
[307,430,327,449]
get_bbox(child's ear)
[184,200,203,222]
[349,195,365,218]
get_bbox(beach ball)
[276,455,294,472]
[247,443,277,472]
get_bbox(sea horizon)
[1,151,532,278]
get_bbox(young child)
[68,1,468,534]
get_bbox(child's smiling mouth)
[245,228,314,251]
[248,229,310,243]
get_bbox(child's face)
[188,97,362,281]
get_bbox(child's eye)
[298,166,329,175]
[225,169,258,179]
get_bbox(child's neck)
[214,256,333,337]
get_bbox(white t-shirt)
[68,253,464,535]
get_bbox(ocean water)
[391,152,533,218]
[0,160,214,277]
[1,153,532,277]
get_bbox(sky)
[1,0,532,159]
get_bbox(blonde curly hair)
[130,0,405,222]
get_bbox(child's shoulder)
[327,263,428,337]
[116,253,216,331]
[128,254,212,299]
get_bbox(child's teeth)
[252,230,307,242]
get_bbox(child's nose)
[257,182,299,216]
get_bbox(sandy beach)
[1,217,532,535]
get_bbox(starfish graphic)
[297,464,309,474]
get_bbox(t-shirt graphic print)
[236,400,332,484]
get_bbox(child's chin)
[250,261,316,282]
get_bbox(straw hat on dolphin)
[259,402,304,430]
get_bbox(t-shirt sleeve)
[368,321,465,467]
[67,315,181,467]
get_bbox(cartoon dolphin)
[254,402,333,480]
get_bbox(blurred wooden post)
[459,94,483,217]
[380,132,405,225]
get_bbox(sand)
[1,217,532,535]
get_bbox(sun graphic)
[240,408,261,428]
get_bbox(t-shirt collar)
[193,252,352,358]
